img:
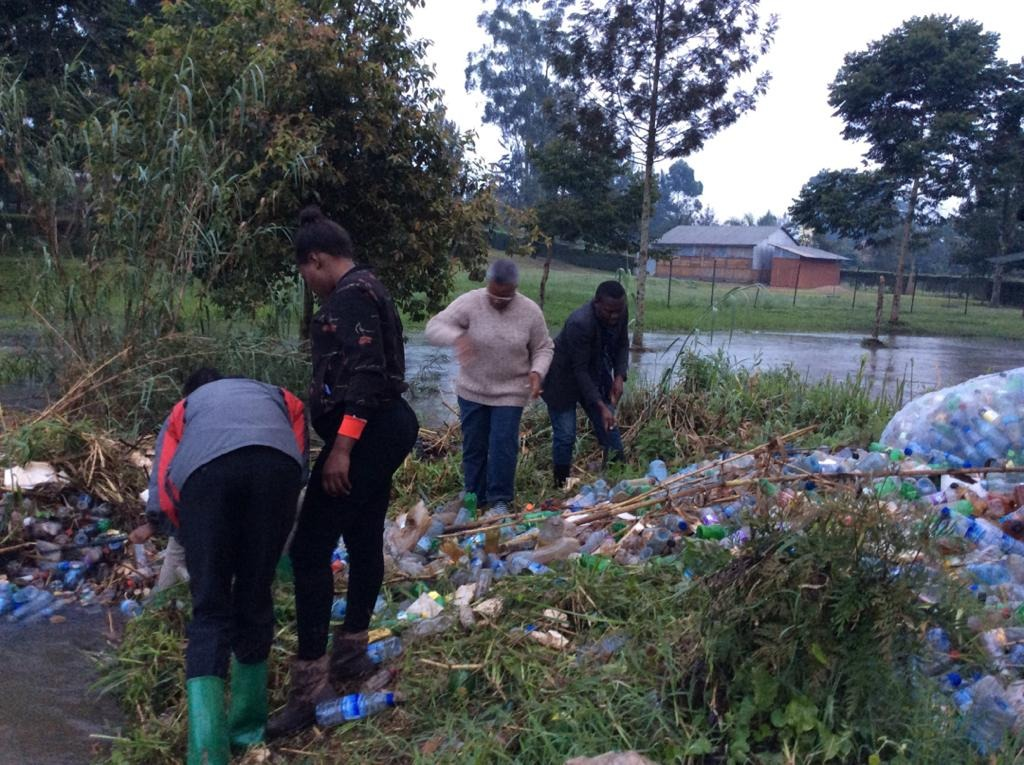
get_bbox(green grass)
[3,252,1023,347]
[406,256,1024,340]
[97,498,999,764]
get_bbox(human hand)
[529,371,542,399]
[598,402,616,432]
[454,334,474,364]
[322,443,352,496]
[128,523,154,544]
[610,376,624,405]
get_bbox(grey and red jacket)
[309,264,408,440]
[145,378,308,529]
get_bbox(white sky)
[410,0,1024,221]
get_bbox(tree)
[829,15,1005,323]
[789,169,898,242]
[466,2,567,205]
[649,159,703,238]
[0,1,161,125]
[954,61,1024,298]
[0,0,492,360]
[557,0,776,348]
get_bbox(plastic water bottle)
[331,598,347,620]
[120,599,143,618]
[646,460,668,482]
[0,582,15,616]
[966,690,1017,754]
[966,561,1012,586]
[856,452,889,474]
[315,691,398,726]
[366,636,403,665]
[9,588,55,622]
[661,515,688,533]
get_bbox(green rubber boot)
[227,658,268,751]
[186,676,229,765]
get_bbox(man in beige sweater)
[425,259,554,513]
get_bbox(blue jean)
[549,401,624,466]
[458,397,523,505]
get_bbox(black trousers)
[177,447,301,679]
[291,399,418,660]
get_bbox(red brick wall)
[769,259,841,289]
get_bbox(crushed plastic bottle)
[366,636,403,665]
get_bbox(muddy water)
[0,607,122,764]
[405,330,1024,426]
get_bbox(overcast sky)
[410,0,1024,221]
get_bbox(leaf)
[684,737,713,755]
[810,641,829,666]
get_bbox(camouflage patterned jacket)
[309,265,407,438]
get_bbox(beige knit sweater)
[424,288,554,407]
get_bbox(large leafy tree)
[0,1,161,124]
[0,0,491,360]
[556,0,776,349]
[466,2,567,205]
[829,15,1004,323]
[468,2,642,254]
[954,61,1024,292]
[789,169,898,243]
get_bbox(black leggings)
[177,447,301,679]
[290,399,418,660]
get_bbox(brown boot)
[265,656,334,740]
[329,628,376,687]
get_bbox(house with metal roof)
[655,225,849,289]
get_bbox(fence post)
[792,258,803,307]
[873,276,885,340]
[851,266,860,309]
[909,272,918,314]
[964,278,969,315]
[667,257,673,308]
[710,259,717,307]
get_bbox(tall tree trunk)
[889,176,919,325]
[538,236,553,309]
[631,0,665,351]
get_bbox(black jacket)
[542,301,628,410]
[308,265,407,438]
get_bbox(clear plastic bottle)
[646,460,668,482]
[315,691,398,726]
[0,582,15,616]
[966,687,1017,754]
[9,588,55,622]
[366,636,403,665]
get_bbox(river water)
[405,329,1024,426]
[0,608,122,764]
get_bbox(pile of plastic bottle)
[0,490,151,625]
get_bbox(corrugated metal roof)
[658,225,791,246]
[988,252,1024,265]
[771,243,850,261]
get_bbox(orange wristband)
[338,415,367,440]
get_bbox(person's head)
[485,258,519,311]
[294,204,355,298]
[593,280,626,327]
[183,367,223,397]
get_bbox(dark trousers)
[177,447,301,679]
[291,399,418,660]
[457,396,522,505]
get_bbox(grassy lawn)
[3,251,1023,342]
[420,255,1024,340]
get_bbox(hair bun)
[299,204,325,226]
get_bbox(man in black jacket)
[542,281,629,486]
